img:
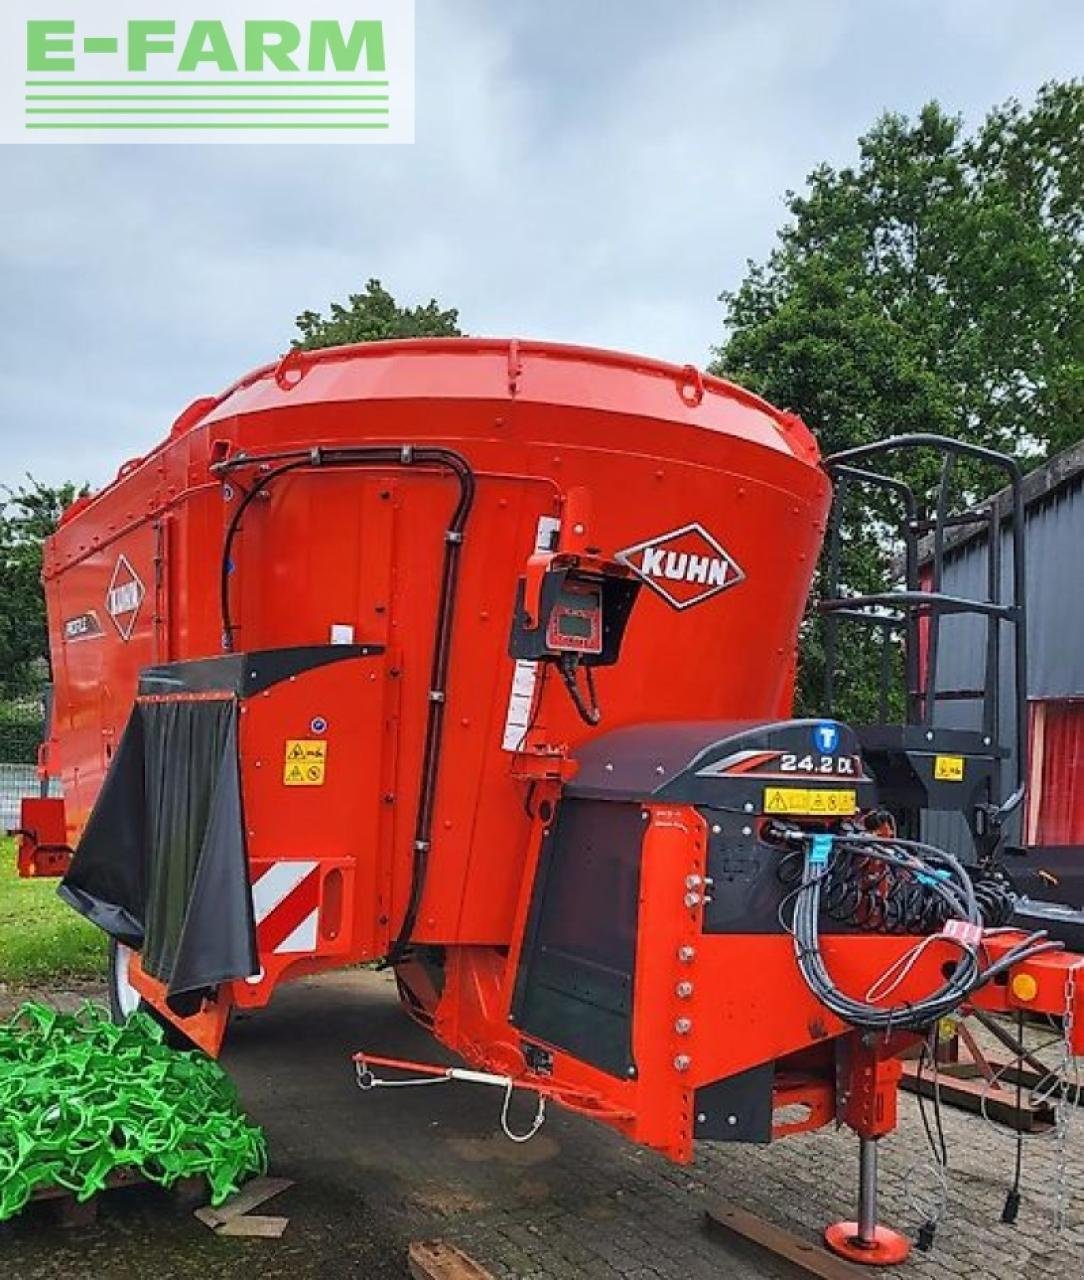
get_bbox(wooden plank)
[408,1240,496,1280]
[703,1203,882,1280]
[217,1214,290,1239]
[900,1061,1052,1130]
[194,1176,294,1229]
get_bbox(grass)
[0,838,106,984]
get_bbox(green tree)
[293,277,463,350]
[0,479,86,701]
[712,81,1083,719]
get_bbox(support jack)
[824,1137,910,1267]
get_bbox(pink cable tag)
[943,919,983,947]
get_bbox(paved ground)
[3,970,1082,1279]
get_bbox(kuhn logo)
[105,554,145,641]
[616,522,745,610]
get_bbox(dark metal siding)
[923,472,1084,855]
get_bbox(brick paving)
[3,971,1081,1279]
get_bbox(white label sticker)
[501,514,560,751]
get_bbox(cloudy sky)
[1,0,1081,489]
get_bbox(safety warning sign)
[283,739,327,787]
[763,787,856,817]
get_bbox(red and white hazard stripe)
[251,861,320,955]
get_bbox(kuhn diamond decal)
[105,554,145,642]
[616,522,745,610]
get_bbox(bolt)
[727,1114,738,1126]
[678,945,696,963]
[684,892,702,908]
[673,1055,691,1072]
[685,874,703,889]
[743,802,754,813]
[675,1017,692,1035]
[926,730,934,741]
[676,981,693,999]
[712,823,722,835]
[742,825,753,837]
[697,1112,707,1123]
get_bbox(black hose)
[213,444,476,965]
[784,832,1057,1032]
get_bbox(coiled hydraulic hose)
[782,831,1061,1032]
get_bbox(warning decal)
[934,755,965,782]
[764,787,856,817]
[283,739,327,787]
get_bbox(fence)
[0,711,59,831]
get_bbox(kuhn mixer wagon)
[16,338,1084,1263]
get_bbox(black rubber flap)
[59,697,258,1001]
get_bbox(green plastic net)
[0,1001,267,1221]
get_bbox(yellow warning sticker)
[934,755,965,782]
[764,787,857,817]
[283,739,327,787]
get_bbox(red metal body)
[24,340,1084,1254]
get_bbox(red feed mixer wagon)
[15,338,1084,1263]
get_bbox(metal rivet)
[678,945,696,963]
[676,981,693,999]
[675,1017,692,1035]
[727,1114,738,1126]
[674,1055,691,1072]
[712,823,722,835]
[743,802,754,813]
[742,825,753,837]
[684,892,701,908]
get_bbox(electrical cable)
[1001,1009,1025,1224]
[558,653,601,725]
[781,829,1058,1033]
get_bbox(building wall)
[922,470,1084,855]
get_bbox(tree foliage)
[714,81,1082,460]
[293,277,463,350]
[0,479,86,701]
[711,81,1083,719]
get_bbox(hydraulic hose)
[213,444,476,965]
[783,832,1057,1032]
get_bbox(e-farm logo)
[1,2,414,143]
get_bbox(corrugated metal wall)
[923,471,1084,855]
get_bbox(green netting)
[0,1001,267,1221]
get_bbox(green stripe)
[26,121,391,129]
[25,79,389,87]
[27,107,389,115]
[27,94,389,101]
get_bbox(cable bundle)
[0,1001,267,1221]
[781,831,1059,1032]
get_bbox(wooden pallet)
[27,1169,205,1229]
